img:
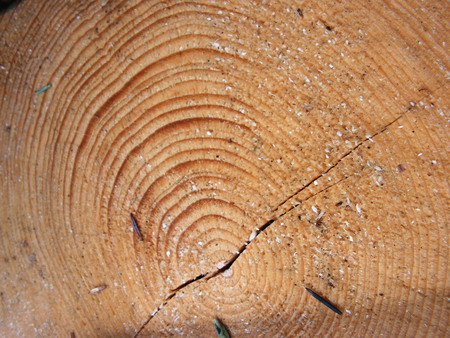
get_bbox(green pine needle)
[34,84,52,94]
[214,318,230,338]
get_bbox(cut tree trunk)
[0,0,448,337]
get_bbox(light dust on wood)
[0,0,448,337]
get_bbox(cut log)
[0,0,448,336]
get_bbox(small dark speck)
[29,253,37,263]
[379,293,384,296]
[397,164,405,172]
[297,8,303,17]
[228,138,233,143]
[5,125,11,132]
[326,25,332,31]
[335,201,343,206]
[315,217,323,227]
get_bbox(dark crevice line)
[272,112,406,216]
[259,218,275,231]
[170,272,208,292]
[302,175,350,204]
[134,296,171,337]
[134,273,207,337]
[188,175,346,283]
[168,112,408,290]
[206,218,275,280]
[206,251,241,280]
[134,219,276,335]
[134,111,407,336]
[277,175,351,222]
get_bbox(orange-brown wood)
[0,0,448,336]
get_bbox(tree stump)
[0,0,448,336]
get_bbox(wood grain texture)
[0,0,448,336]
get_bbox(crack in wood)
[170,273,208,293]
[134,111,407,336]
[205,218,275,280]
[133,219,276,336]
[134,293,176,337]
[273,112,406,216]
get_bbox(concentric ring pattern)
[0,0,448,336]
